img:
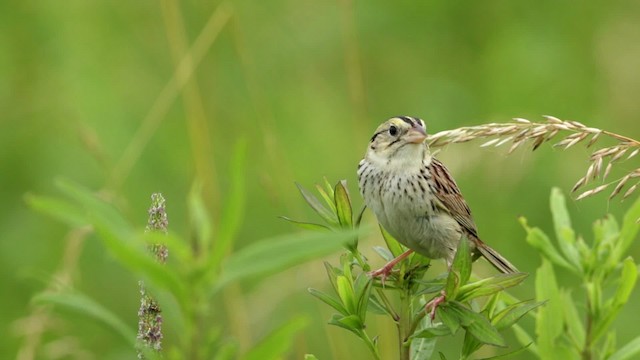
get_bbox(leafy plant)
[287,179,538,359]
[23,143,359,359]
[515,188,640,360]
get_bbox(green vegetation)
[3,1,640,359]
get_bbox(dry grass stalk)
[426,115,640,202]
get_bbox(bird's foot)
[367,249,414,285]
[368,263,396,285]
[425,291,446,321]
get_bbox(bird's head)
[365,116,428,171]
[365,116,428,168]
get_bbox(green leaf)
[457,273,528,302]
[410,336,437,360]
[213,140,248,268]
[592,257,638,343]
[93,221,189,311]
[53,180,189,309]
[411,324,453,338]
[560,291,585,348]
[217,229,358,289]
[329,314,364,334]
[55,178,130,233]
[448,301,505,347]
[304,355,319,360]
[593,216,620,271]
[535,259,564,357]
[379,225,404,257]
[188,182,213,255]
[615,195,640,260]
[315,183,337,214]
[334,180,353,229]
[609,335,640,360]
[492,300,545,330]
[336,275,356,314]
[33,290,136,348]
[308,288,349,316]
[25,194,87,227]
[243,316,309,360]
[296,182,339,226]
[476,343,532,360]
[323,177,335,199]
[354,275,373,321]
[445,235,471,299]
[511,324,538,357]
[372,246,394,262]
[279,216,331,231]
[324,261,342,296]
[437,304,461,334]
[367,294,391,316]
[520,217,575,272]
[550,188,581,272]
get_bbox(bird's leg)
[425,290,446,321]
[368,249,414,282]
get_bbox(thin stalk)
[398,287,412,360]
[361,330,382,360]
[582,289,593,360]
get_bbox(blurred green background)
[3,0,640,358]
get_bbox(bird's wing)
[428,157,479,238]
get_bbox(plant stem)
[398,287,412,360]
[361,330,382,360]
[582,291,593,360]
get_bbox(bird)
[357,116,518,316]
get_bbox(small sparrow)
[357,116,518,314]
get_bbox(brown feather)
[429,157,518,273]
[429,158,479,238]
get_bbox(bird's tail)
[476,242,519,274]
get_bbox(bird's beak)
[405,125,427,144]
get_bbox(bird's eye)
[389,125,398,136]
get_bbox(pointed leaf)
[411,324,453,338]
[25,194,87,227]
[243,316,309,360]
[550,188,581,271]
[336,275,356,314]
[492,300,545,330]
[457,273,528,302]
[379,225,404,257]
[592,257,638,343]
[437,304,461,334]
[295,182,338,225]
[328,314,364,334]
[279,216,331,231]
[33,290,136,347]
[448,301,505,347]
[354,275,373,321]
[520,217,574,271]
[560,291,585,347]
[535,259,564,357]
[308,288,348,316]
[334,180,353,229]
[511,324,538,356]
[189,182,213,257]
[609,335,640,360]
[410,336,437,360]
[446,235,471,299]
[315,183,336,213]
[217,229,358,289]
[615,195,640,260]
[213,140,247,266]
